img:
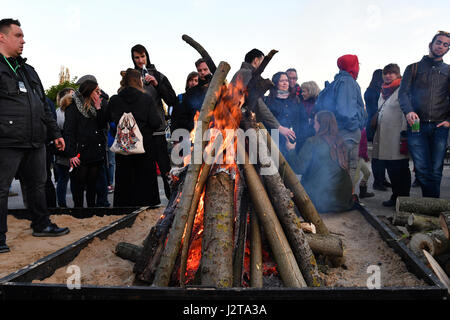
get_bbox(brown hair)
[57,87,75,111]
[79,80,98,110]
[120,68,144,92]
[315,111,348,171]
[185,71,198,91]
[382,63,401,76]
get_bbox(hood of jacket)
[131,45,156,71]
[337,54,359,80]
[118,86,143,104]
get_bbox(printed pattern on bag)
[111,113,145,155]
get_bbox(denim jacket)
[399,56,450,122]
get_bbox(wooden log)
[396,197,450,217]
[182,34,216,74]
[257,123,330,235]
[200,172,234,288]
[115,242,143,263]
[408,230,450,257]
[238,140,306,288]
[179,137,222,287]
[152,62,230,287]
[232,171,249,287]
[392,211,411,226]
[304,233,344,257]
[261,148,322,287]
[407,213,441,232]
[422,250,450,293]
[250,211,263,288]
[440,212,450,239]
[134,188,182,282]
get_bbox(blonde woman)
[300,81,321,121]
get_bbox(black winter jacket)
[106,87,162,151]
[63,93,107,164]
[0,56,61,148]
[399,55,450,122]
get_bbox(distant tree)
[45,78,79,107]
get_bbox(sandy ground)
[0,213,129,279]
[22,208,427,288]
[33,207,163,286]
[319,210,427,287]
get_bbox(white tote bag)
[110,112,146,155]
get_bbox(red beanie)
[337,54,359,80]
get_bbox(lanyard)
[3,55,19,74]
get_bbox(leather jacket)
[0,55,61,148]
[399,55,450,122]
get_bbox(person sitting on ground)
[285,111,354,213]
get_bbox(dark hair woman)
[285,111,354,213]
[171,71,199,133]
[264,72,313,171]
[106,68,162,207]
[63,80,106,207]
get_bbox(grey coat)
[372,89,408,160]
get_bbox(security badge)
[18,81,27,93]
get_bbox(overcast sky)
[3,0,450,100]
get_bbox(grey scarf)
[73,91,97,119]
[276,89,290,99]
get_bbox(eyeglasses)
[288,77,298,81]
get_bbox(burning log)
[392,211,411,226]
[396,197,450,217]
[238,140,307,288]
[182,34,216,74]
[304,233,344,258]
[440,212,450,240]
[133,185,183,282]
[261,153,323,287]
[250,211,263,288]
[232,172,249,287]
[152,62,230,287]
[409,230,450,257]
[200,171,234,288]
[407,213,441,232]
[257,123,330,235]
[179,138,222,287]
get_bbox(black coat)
[63,96,107,164]
[0,56,61,148]
[106,87,162,150]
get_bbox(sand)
[34,207,163,286]
[319,210,427,287]
[0,212,129,279]
[3,207,428,288]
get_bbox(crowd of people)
[0,17,449,254]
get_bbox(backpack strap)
[411,62,418,84]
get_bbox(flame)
[183,191,205,284]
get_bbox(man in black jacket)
[0,19,69,253]
[399,31,450,198]
[131,44,177,200]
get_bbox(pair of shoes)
[382,199,396,207]
[108,186,114,194]
[373,183,387,191]
[32,223,70,237]
[8,191,18,197]
[0,243,10,253]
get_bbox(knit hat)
[337,55,359,80]
[76,74,97,85]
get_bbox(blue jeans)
[107,150,115,186]
[54,163,72,207]
[407,123,449,198]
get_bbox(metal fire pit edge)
[0,204,447,300]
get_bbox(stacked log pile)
[113,40,345,288]
[391,197,450,277]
